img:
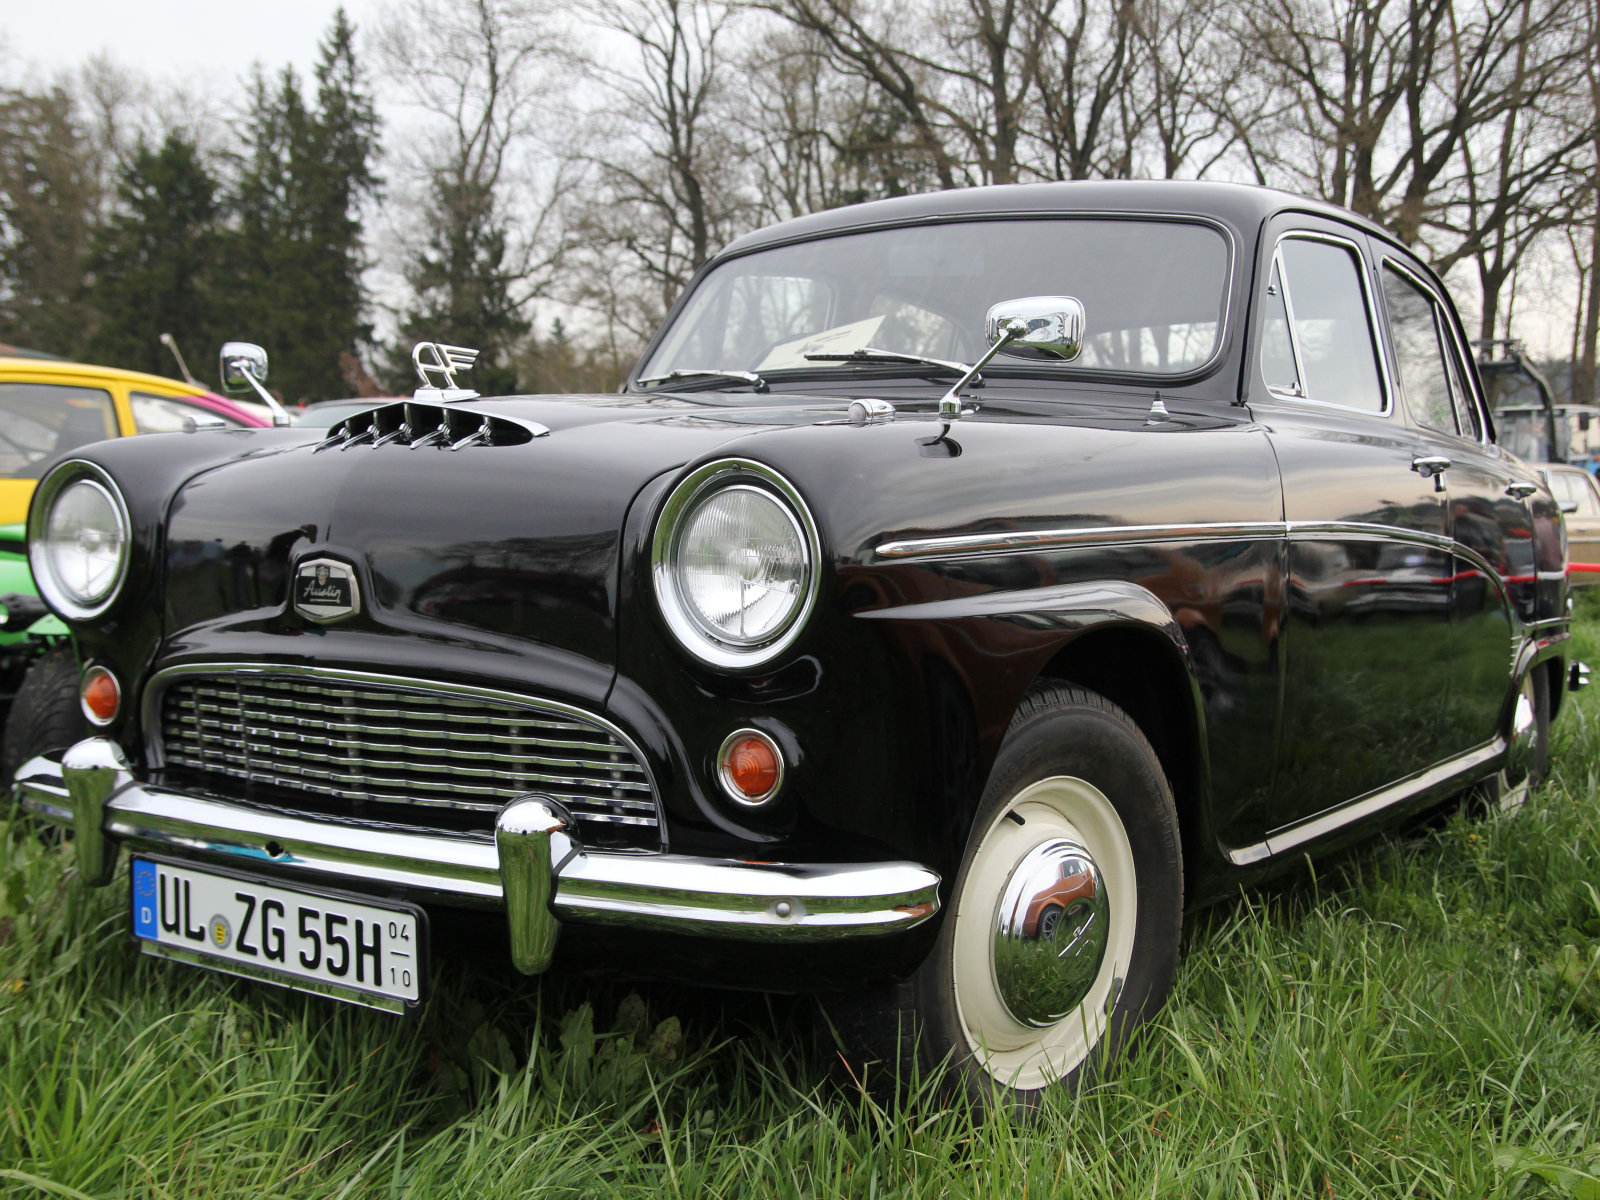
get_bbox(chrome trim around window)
[1380,255,1493,446]
[1263,230,1394,417]
[633,212,1240,393]
[14,743,943,945]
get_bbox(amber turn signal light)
[80,665,120,726]
[717,729,784,805]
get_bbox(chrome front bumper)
[16,739,941,975]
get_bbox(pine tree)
[389,177,529,397]
[80,133,222,378]
[0,88,99,357]
[223,8,380,403]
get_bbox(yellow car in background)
[0,354,270,525]
[0,353,269,749]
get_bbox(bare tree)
[569,0,758,338]
[373,0,577,388]
[1571,0,1600,402]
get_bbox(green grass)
[6,621,1600,1197]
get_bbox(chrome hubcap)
[991,837,1110,1028]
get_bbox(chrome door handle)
[1412,455,1451,492]
[1505,482,1539,500]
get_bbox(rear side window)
[131,392,246,433]
[1381,263,1480,439]
[1266,238,1385,411]
[1551,471,1600,516]
[1583,473,1600,516]
[0,382,117,478]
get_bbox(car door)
[1247,217,1454,839]
[1375,251,1534,757]
[130,391,249,433]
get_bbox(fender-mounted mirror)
[219,342,291,426]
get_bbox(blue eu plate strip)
[131,858,158,939]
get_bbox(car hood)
[161,394,847,675]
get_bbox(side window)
[1269,238,1385,411]
[1382,265,1457,434]
[131,393,246,433]
[1259,258,1300,394]
[0,382,117,478]
[1581,474,1600,517]
[1381,262,1481,440]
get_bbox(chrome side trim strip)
[874,521,1290,561]
[1226,738,1504,865]
[1284,520,1452,551]
[872,517,1512,592]
[16,746,942,941]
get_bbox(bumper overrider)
[16,738,941,975]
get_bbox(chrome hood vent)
[317,400,548,452]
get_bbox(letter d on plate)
[132,858,158,939]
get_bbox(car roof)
[717,180,1395,261]
[0,355,215,395]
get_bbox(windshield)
[640,219,1231,384]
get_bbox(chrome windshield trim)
[1227,737,1504,865]
[635,212,1239,392]
[139,661,666,839]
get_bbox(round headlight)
[679,486,806,645]
[30,464,130,620]
[654,460,820,668]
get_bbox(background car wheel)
[824,682,1183,1108]
[2,645,86,786]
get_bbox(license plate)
[131,857,428,1013]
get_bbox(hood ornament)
[412,342,481,402]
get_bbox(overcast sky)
[1,1,383,88]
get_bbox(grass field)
[5,621,1600,1198]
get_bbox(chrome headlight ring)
[29,460,132,621]
[651,459,822,670]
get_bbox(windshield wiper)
[803,347,971,375]
[637,368,768,392]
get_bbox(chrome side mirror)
[219,342,291,426]
[986,296,1086,361]
[1560,499,1580,514]
[220,342,269,392]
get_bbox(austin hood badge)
[294,557,360,623]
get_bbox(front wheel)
[828,683,1183,1106]
[2,645,86,786]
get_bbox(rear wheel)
[826,683,1183,1107]
[2,645,86,786]
[1485,664,1553,812]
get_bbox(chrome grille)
[157,673,659,841]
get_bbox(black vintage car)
[10,181,1581,1105]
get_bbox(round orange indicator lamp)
[80,665,120,726]
[717,729,784,806]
